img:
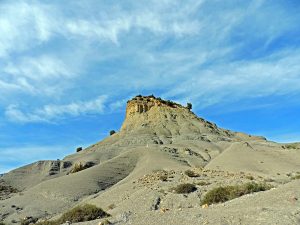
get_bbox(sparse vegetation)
[245,175,254,180]
[197,181,210,186]
[21,217,38,225]
[187,102,192,110]
[70,163,86,173]
[0,222,6,225]
[0,185,18,193]
[291,174,300,180]
[184,169,200,178]
[201,182,272,205]
[76,147,83,152]
[36,204,109,225]
[109,130,116,136]
[159,174,168,181]
[284,144,299,149]
[171,183,197,194]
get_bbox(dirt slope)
[1,95,299,224]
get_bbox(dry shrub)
[172,183,197,194]
[184,169,200,178]
[36,204,109,225]
[201,182,272,205]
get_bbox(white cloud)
[4,56,72,81]
[5,95,107,123]
[0,2,56,58]
[163,50,300,107]
[0,55,74,99]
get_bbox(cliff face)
[124,96,184,117]
[120,95,188,132]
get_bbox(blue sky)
[1,0,300,174]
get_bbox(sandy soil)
[1,96,299,224]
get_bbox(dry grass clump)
[70,163,86,173]
[171,183,197,194]
[184,169,200,178]
[0,185,18,193]
[36,204,109,225]
[284,144,299,149]
[201,182,272,205]
[69,162,96,174]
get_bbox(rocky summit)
[1,95,300,225]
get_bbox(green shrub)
[201,182,272,205]
[76,147,83,152]
[172,183,197,194]
[36,204,109,225]
[109,130,116,136]
[0,222,6,225]
[187,103,192,110]
[184,169,200,178]
[59,204,109,223]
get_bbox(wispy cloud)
[163,49,300,107]
[5,95,107,123]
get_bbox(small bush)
[109,130,116,136]
[172,183,197,194]
[35,222,57,225]
[201,182,272,205]
[60,204,109,223]
[76,147,83,152]
[184,170,200,178]
[291,175,300,180]
[245,175,254,180]
[285,144,299,149]
[0,222,6,225]
[159,174,168,181]
[21,217,38,225]
[187,103,192,110]
[36,204,109,225]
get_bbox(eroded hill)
[1,95,300,225]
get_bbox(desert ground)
[1,96,300,225]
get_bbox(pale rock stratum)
[1,95,300,224]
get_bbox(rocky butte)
[0,95,300,225]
